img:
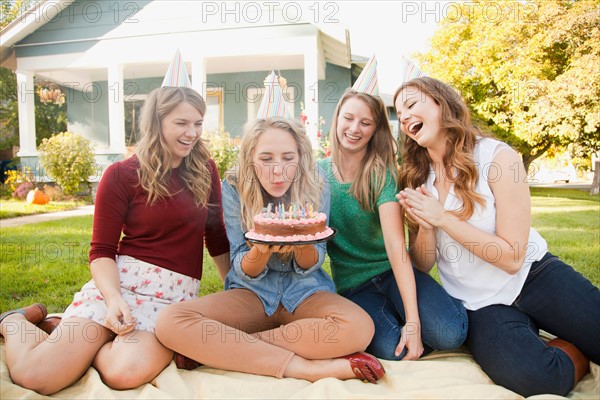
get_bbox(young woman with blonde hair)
[395,77,599,396]
[156,116,385,383]
[0,86,230,394]
[320,88,467,361]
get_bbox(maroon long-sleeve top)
[89,155,229,280]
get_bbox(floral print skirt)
[62,255,200,332]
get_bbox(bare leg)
[93,330,173,390]
[0,315,113,395]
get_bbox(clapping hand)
[397,185,444,229]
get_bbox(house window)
[204,88,223,133]
[246,87,296,120]
[124,95,147,147]
[123,90,223,150]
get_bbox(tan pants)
[155,289,374,378]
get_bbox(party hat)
[162,49,192,88]
[256,71,291,119]
[352,54,379,96]
[400,56,426,84]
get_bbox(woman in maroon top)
[0,86,230,394]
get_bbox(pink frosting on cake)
[246,208,333,243]
[253,212,327,226]
[245,227,334,243]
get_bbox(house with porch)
[1,0,370,173]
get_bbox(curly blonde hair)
[393,77,488,232]
[227,117,323,231]
[136,86,211,206]
[329,89,398,211]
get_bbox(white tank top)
[427,137,548,310]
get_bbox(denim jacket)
[221,169,335,316]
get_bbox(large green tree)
[0,67,67,150]
[1,0,66,152]
[1,0,37,29]
[419,0,600,175]
[0,67,19,149]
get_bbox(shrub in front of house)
[12,181,34,199]
[41,184,67,201]
[206,129,239,179]
[38,132,96,196]
[3,165,35,197]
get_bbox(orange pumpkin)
[26,188,50,205]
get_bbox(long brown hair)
[394,77,487,231]
[136,86,211,206]
[329,89,398,211]
[226,117,323,231]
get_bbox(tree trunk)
[522,153,544,182]
[591,160,599,195]
[519,141,552,183]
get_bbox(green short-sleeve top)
[319,158,398,293]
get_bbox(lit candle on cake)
[267,203,272,218]
[309,204,313,217]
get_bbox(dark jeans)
[341,268,468,360]
[467,252,600,397]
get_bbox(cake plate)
[244,228,337,245]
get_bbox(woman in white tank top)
[394,77,599,397]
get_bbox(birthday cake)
[245,204,335,243]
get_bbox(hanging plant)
[36,81,65,105]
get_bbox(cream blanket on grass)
[1,339,598,400]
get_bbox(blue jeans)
[467,252,600,397]
[341,268,468,360]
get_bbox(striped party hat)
[352,54,379,96]
[400,56,427,84]
[162,49,192,88]
[256,71,291,119]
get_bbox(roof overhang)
[1,0,76,68]
[2,1,351,80]
[319,29,351,69]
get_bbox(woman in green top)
[319,88,468,360]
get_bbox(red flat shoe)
[37,316,62,335]
[0,303,47,326]
[174,352,202,370]
[342,352,385,384]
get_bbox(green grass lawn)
[0,188,598,313]
[0,198,89,219]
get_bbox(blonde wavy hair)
[226,117,323,231]
[329,89,398,211]
[393,77,488,232]
[136,86,211,206]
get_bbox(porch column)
[16,71,37,157]
[107,64,126,154]
[303,42,319,147]
[191,57,207,98]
